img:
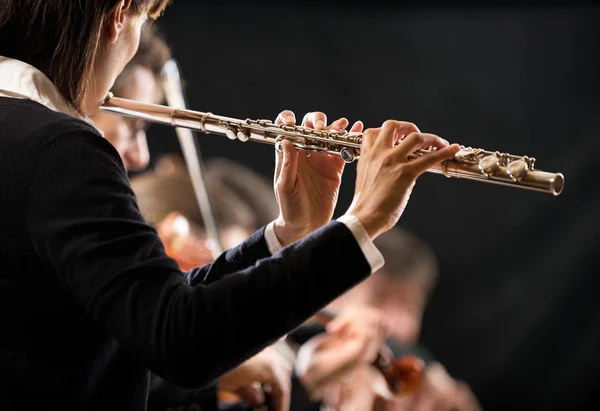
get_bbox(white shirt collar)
[0,56,93,124]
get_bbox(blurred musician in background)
[130,154,278,256]
[290,229,483,411]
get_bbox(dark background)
[144,1,600,409]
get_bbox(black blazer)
[0,98,372,410]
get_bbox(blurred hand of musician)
[218,344,293,411]
[321,365,385,411]
[346,121,460,240]
[295,305,389,400]
[272,110,364,246]
[326,305,389,366]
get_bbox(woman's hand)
[345,121,460,240]
[272,110,363,246]
[218,345,293,411]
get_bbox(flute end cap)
[552,173,565,196]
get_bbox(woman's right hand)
[345,121,460,240]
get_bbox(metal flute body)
[100,94,564,196]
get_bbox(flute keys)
[508,159,529,179]
[225,127,249,142]
[225,128,237,140]
[455,147,475,160]
[479,155,500,174]
[274,136,284,153]
[340,148,356,163]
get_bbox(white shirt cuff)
[265,217,384,274]
[337,214,385,273]
[265,221,283,255]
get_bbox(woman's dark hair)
[0,0,171,113]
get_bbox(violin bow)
[160,59,224,258]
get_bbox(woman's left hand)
[272,110,363,246]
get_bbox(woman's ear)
[105,0,134,43]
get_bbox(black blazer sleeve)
[24,129,371,389]
[185,224,272,286]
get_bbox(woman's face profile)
[87,2,148,114]
[92,65,157,171]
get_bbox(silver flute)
[100,93,565,196]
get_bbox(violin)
[157,211,215,271]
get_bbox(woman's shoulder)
[0,97,124,184]
[0,97,120,164]
[0,97,101,142]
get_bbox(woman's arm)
[25,129,372,388]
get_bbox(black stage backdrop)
[143,2,600,409]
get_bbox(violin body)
[384,356,425,395]
[157,212,214,270]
